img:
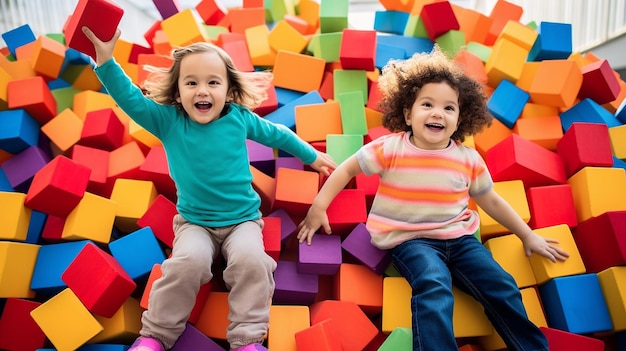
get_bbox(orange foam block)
[64,0,124,60]
[41,108,84,152]
[273,168,321,217]
[161,8,209,47]
[195,0,227,25]
[451,5,491,44]
[30,35,66,80]
[268,305,310,351]
[251,165,276,216]
[268,20,309,54]
[484,38,527,88]
[193,291,229,340]
[7,75,57,124]
[310,300,379,351]
[473,118,512,158]
[512,115,563,151]
[485,0,523,45]
[272,50,326,93]
[528,59,583,108]
[24,155,91,218]
[107,141,147,192]
[229,7,266,34]
[334,263,383,316]
[295,101,343,143]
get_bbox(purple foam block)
[341,223,391,275]
[1,145,50,192]
[275,156,304,172]
[267,207,297,242]
[247,139,276,177]
[298,234,342,275]
[273,260,318,305]
[152,0,181,20]
[171,323,225,351]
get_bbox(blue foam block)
[108,227,166,281]
[538,273,613,334]
[488,79,529,128]
[0,109,40,155]
[30,240,92,295]
[559,98,622,131]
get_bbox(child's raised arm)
[81,26,121,67]
[297,155,362,244]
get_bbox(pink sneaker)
[230,343,268,351]
[129,336,165,351]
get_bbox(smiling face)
[175,51,230,124]
[404,82,460,150]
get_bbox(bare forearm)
[311,155,361,210]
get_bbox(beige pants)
[140,215,276,349]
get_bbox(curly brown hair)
[142,42,272,114]
[377,45,492,142]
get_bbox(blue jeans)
[391,235,548,351]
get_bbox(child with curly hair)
[82,26,336,351]
[297,46,568,351]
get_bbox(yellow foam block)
[609,124,626,160]
[478,180,530,238]
[0,241,39,298]
[484,38,528,87]
[365,107,383,129]
[381,277,410,333]
[129,119,161,148]
[110,179,158,234]
[0,66,11,109]
[477,286,547,350]
[268,305,310,351]
[113,38,133,64]
[268,20,309,54]
[295,101,343,142]
[30,288,103,351]
[245,24,276,67]
[90,297,143,343]
[72,90,117,121]
[381,277,492,337]
[41,108,84,152]
[567,167,626,222]
[62,192,117,244]
[160,8,209,47]
[496,20,538,51]
[31,35,66,79]
[194,291,229,340]
[529,224,586,285]
[0,191,32,241]
[484,233,537,288]
[597,266,626,331]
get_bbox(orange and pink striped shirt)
[356,132,493,249]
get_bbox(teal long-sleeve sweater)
[95,59,318,227]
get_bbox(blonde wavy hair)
[142,42,273,114]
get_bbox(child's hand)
[297,205,331,245]
[309,151,336,176]
[522,233,569,263]
[81,26,121,67]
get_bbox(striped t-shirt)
[356,132,493,249]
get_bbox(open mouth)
[426,123,444,130]
[195,101,213,111]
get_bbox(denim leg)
[448,235,548,351]
[391,238,458,351]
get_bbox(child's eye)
[208,80,220,85]
[445,105,456,111]
[186,81,197,86]
[422,102,432,107]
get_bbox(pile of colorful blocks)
[1,0,626,350]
